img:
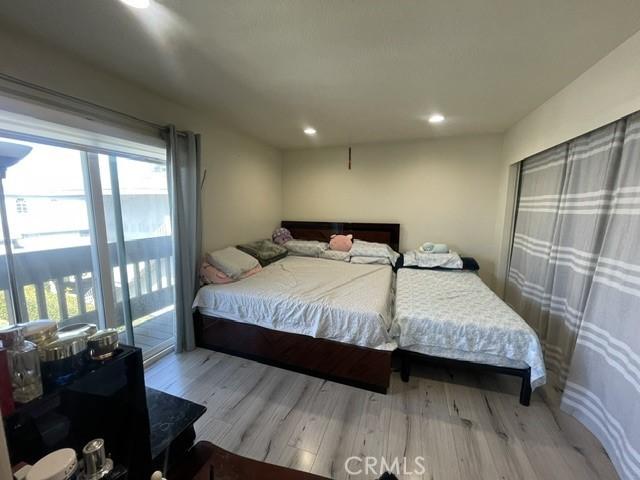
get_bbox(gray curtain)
[506,112,640,479]
[166,125,201,353]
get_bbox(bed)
[194,256,395,349]
[393,267,546,405]
[194,221,400,393]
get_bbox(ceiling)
[2,1,640,149]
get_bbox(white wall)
[0,27,283,253]
[503,30,640,166]
[5,25,640,289]
[200,127,282,250]
[493,29,640,293]
[282,135,504,287]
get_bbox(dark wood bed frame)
[194,221,400,394]
[280,221,400,252]
[194,220,532,404]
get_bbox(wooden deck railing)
[0,236,174,328]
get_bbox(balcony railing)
[0,236,175,338]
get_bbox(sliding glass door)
[0,133,175,359]
[98,154,175,358]
[0,140,103,326]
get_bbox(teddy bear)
[329,233,353,252]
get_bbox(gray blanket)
[237,239,288,266]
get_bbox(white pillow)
[403,250,463,269]
[284,239,329,257]
[350,240,400,264]
[350,256,391,265]
[319,250,351,262]
[206,247,260,279]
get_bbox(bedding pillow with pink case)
[200,262,261,285]
[206,246,260,279]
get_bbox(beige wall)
[0,27,283,253]
[503,30,640,166]
[282,135,504,287]
[281,29,640,293]
[3,19,640,290]
[493,29,640,293]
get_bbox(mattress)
[193,256,396,350]
[393,269,546,388]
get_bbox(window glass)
[0,133,174,359]
[99,155,175,357]
[2,137,99,324]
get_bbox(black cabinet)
[4,345,152,478]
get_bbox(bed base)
[398,349,532,406]
[194,312,392,394]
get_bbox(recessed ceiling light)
[119,0,150,9]
[428,114,445,124]
[304,127,317,136]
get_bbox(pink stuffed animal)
[329,234,353,252]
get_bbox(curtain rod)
[0,72,178,134]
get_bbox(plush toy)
[329,234,353,252]
[272,227,293,245]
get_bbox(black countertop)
[146,387,206,461]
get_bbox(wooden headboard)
[281,221,400,252]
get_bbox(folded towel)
[419,242,449,254]
[420,242,434,252]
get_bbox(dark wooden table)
[168,441,330,480]
[147,388,207,471]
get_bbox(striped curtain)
[506,112,640,480]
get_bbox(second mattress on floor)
[393,268,546,388]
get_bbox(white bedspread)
[394,269,546,388]
[193,256,396,350]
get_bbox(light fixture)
[119,0,150,9]
[428,114,445,124]
[303,127,317,136]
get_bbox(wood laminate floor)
[145,348,618,480]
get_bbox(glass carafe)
[0,326,43,403]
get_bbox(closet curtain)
[166,126,201,353]
[505,112,640,479]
